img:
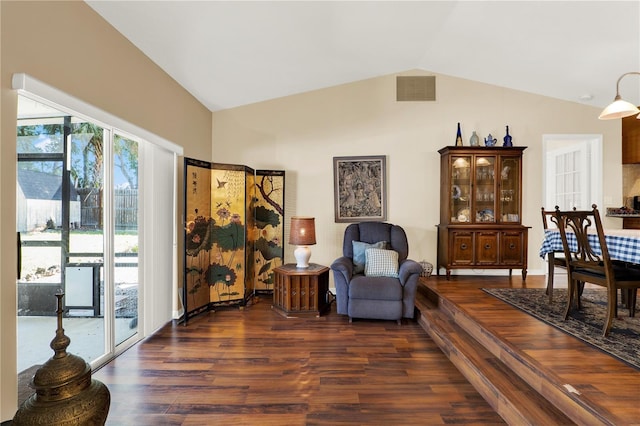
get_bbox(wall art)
[333,155,386,223]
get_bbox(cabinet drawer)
[450,231,473,265]
[500,232,524,264]
[476,232,498,264]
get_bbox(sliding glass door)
[17,95,140,373]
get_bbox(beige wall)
[212,70,622,280]
[0,1,211,420]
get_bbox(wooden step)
[416,286,615,425]
[415,289,573,425]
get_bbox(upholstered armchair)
[330,222,422,324]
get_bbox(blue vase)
[503,126,513,147]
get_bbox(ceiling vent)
[396,76,436,102]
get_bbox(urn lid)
[30,292,92,401]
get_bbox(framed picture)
[333,155,386,223]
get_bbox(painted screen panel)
[254,170,285,291]
[184,158,213,319]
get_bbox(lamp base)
[293,246,312,268]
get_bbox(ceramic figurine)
[484,134,497,147]
[503,125,513,147]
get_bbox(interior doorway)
[542,134,603,210]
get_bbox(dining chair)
[554,204,640,336]
[541,207,568,302]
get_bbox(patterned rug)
[482,288,640,370]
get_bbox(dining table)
[539,228,640,265]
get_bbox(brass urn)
[13,292,110,425]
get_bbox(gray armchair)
[330,222,422,324]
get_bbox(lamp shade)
[599,72,640,120]
[289,217,316,246]
[598,97,640,120]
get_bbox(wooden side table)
[272,263,330,317]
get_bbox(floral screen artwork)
[208,163,254,305]
[183,158,284,322]
[333,155,386,223]
[184,159,213,318]
[254,170,285,291]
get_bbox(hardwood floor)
[93,274,640,425]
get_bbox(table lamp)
[289,216,316,268]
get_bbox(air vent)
[396,76,436,102]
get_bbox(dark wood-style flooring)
[93,275,640,425]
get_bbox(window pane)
[114,134,139,346]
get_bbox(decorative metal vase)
[13,292,110,425]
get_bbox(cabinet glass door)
[474,156,496,223]
[450,156,471,223]
[499,156,521,222]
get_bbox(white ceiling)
[86,1,640,112]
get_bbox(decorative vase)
[12,292,111,425]
[469,131,479,146]
[455,122,463,146]
[503,125,513,147]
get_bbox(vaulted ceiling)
[86,1,640,112]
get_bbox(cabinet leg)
[522,269,528,280]
[446,270,451,280]
[508,269,513,277]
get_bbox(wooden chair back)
[541,207,558,230]
[554,205,610,278]
[553,204,640,336]
[541,207,567,301]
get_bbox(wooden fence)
[78,188,138,230]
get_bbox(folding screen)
[183,158,284,322]
[254,170,285,291]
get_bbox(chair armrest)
[330,256,353,281]
[330,256,353,316]
[398,259,422,285]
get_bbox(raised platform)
[414,276,640,425]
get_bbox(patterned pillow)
[352,240,387,274]
[364,248,399,278]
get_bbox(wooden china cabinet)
[436,146,529,279]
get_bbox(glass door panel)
[499,157,521,222]
[451,156,471,223]
[16,113,67,372]
[475,156,496,223]
[66,122,106,362]
[113,134,139,347]
[16,97,108,373]
[17,158,63,372]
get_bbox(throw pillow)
[352,240,387,274]
[364,248,399,278]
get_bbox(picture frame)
[333,155,386,223]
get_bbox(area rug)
[482,288,640,370]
